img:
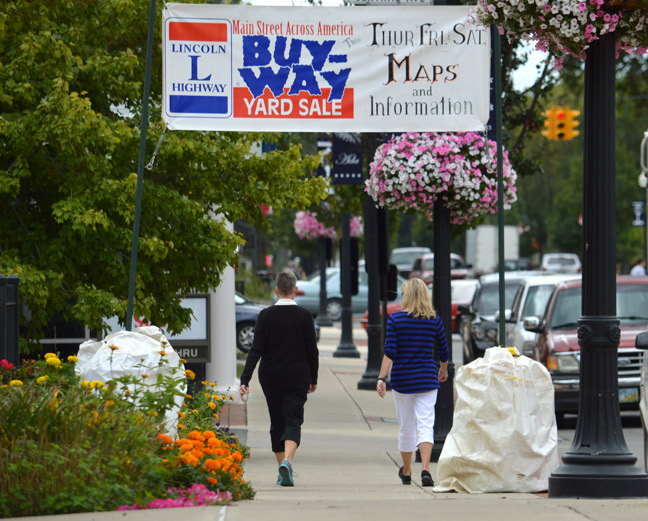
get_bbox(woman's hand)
[438,369,448,382]
[376,379,387,398]
[239,384,250,402]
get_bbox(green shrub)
[0,353,254,517]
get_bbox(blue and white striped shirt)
[384,310,450,394]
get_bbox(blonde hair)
[401,278,436,319]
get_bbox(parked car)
[235,292,267,353]
[390,246,431,279]
[286,267,405,321]
[459,271,542,364]
[541,253,582,274]
[524,276,648,424]
[503,258,535,271]
[501,273,580,357]
[451,278,479,335]
[635,330,648,471]
[409,253,470,284]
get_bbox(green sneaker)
[278,459,294,487]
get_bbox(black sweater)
[240,304,319,387]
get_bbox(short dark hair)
[276,271,297,297]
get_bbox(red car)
[524,276,648,423]
[409,253,470,284]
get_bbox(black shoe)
[421,470,434,487]
[398,466,412,485]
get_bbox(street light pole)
[548,32,648,498]
[334,212,360,358]
[316,237,333,328]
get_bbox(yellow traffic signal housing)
[562,108,580,140]
[541,107,559,140]
[542,106,580,141]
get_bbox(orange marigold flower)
[232,451,243,462]
[207,477,218,485]
[157,433,173,445]
[203,430,216,439]
[207,438,221,448]
[182,454,199,466]
[179,443,193,453]
[191,449,205,460]
[188,431,205,441]
[204,459,222,471]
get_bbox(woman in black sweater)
[240,271,319,487]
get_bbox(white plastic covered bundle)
[434,347,559,493]
[75,326,186,438]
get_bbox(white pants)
[392,389,438,452]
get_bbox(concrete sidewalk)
[224,324,648,520]
[14,323,648,521]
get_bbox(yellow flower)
[214,395,222,401]
[36,376,49,385]
[44,352,57,360]
[185,369,196,380]
[90,380,104,390]
[185,394,192,399]
[161,339,169,345]
[140,374,149,379]
[67,355,79,363]
[208,401,217,410]
[109,345,119,350]
[213,414,219,420]
[9,379,23,387]
[105,400,114,407]
[180,358,187,364]
[178,423,185,430]
[80,380,90,389]
[229,395,234,401]
[158,350,167,356]
[45,357,62,367]
[192,409,199,414]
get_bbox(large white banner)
[162,4,490,132]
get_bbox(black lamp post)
[431,202,454,461]
[358,195,384,388]
[316,237,333,328]
[334,212,360,358]
[548,32,648,498]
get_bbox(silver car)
[501,273,580,358]
[287,267,404,321]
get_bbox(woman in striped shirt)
[376,278,449,487]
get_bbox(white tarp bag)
[75,326,186,438]
[434,347,559,493]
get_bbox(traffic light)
[542,107,558,140]
[542,106,580,141]
[562,107,580,140]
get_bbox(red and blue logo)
[165,20,232,117]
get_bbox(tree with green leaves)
[0,0,327,350]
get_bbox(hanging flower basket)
[294,211,338,241]
[469,0,648,69]
[350,215,364,238]
[294,211,363,240]
[365,132,518,227]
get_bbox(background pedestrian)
[630,258,646,276]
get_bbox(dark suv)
[459,272,536,364]
[524,276,648,423]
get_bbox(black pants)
[261,381,309,453]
